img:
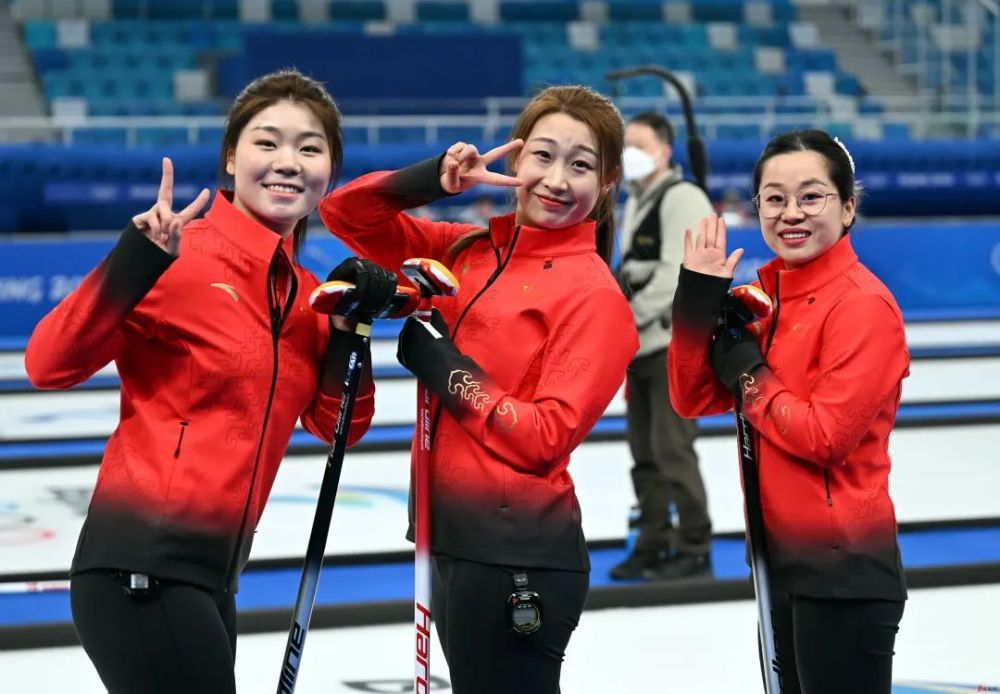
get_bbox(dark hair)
[628,111,674,146]
[448,85,624,266]
[751,129,861,230]
[220,68,343,257]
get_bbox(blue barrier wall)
[4,140,1000,232]
[728,221,1000,320]
[2,220,998,345]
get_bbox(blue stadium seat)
[182,102,224,116]
[30,49,68,73]
[416,2,470,21]
[342,126,369,145]
[270,0,299,20]
[775,71,806,96]
[437,126,487,144]
[824,121,855,140]
[377,127,427,144]
[858,100,884,115]
[882,122,911,140]
[136,128,191,147]
[196,127,225,146]
[182,22,218,50]
[500,2,578,22]
[716,124,763,140]
[72,128,128,147]
[23,21,57,50]
[328,1,386,21]
[768,0,797,22]
[691,0,744,23]
[739,25,791,47]
[607,1,663,22]
[977,124,1000,140]
[112,0,143,19]
[835,72,863,96]
[148,0,208,19]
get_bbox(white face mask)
[622,146,656,182]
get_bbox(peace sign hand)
[132,157,211,257]
[439,140,524,195]
[682,214,745,279]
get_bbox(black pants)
[626,348,711,555]
[432,555,589,694]
[70,570,237,694]
[764,591,905,694]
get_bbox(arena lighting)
[606,66,710,193]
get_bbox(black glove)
[398,310,497,417]
[327,257,397,317]
[397,308,453,377]
[719,293,757,330]
[397,308,487,407]
[711,325,766,400]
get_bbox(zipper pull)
[271,307,281,337]
[173,421,188,459]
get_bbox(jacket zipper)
[451,226,522,339]
[172,421,188,459]
[224,249,298,589]
[762,271,780,356]
[823,469,833,506]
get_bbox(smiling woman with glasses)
[667,129,909,694]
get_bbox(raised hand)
[439,140,524,195]
[682,214,744,279]
[131,157,211,257]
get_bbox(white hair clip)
[833,136,855,174]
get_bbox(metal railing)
[858,0,1000,134]
[1,100,999,147]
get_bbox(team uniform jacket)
[669,234,909,600]
[319,157,638,572]
[25,192,374,592]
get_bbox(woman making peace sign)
[25,69,397,693]
[319,85,638,693]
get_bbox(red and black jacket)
[670,234,909,600]
[319,157,638,572]
[25,192,374,592]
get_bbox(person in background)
[609,111,716,581]
[25,69,397,694]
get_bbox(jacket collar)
[204,190,295,263]
[488,212,597,258]
[758,233,858,299]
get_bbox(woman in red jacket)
[25,70,397,694]
[320,85,638,693]
[669,130,907,693]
